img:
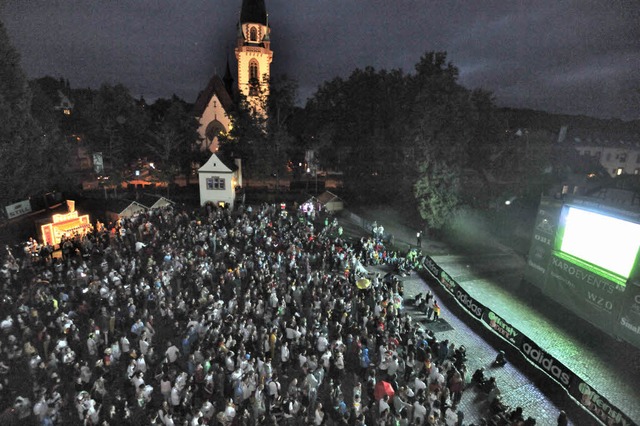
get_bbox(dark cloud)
[1,0,638,119]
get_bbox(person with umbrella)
[374,380,395,401]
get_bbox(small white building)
[106,199,147,222]
[317,191,344,213]
[198,153,238,208]
[137,194,174,211]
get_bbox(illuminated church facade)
[194,0,272,153]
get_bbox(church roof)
[193,75,234,117]
[240,0,267,25]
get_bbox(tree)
[218,75,299,182]
[217,93,267,179]
[300,51,503,227]
[266,75,299,188]
[414,160,461,230]
[146,96,201,187]
[0,20,68,209]
[78,84,150,172]
[404,52,507,227]
[304,67,408,201]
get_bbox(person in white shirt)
[268,374,281,402]
[222,400,236,423]
[320,350,332,371]
[316,334,329,353]
[334,351,345,378]
[139,335,150,356]
[165,343,180,364]
[160,375,172,402]
[444,405,459,426]
[414,374,427,395]
[126,359,137,380]
[120,335,130,355]
[131,371,145,390]
[387,354,400,377]
[413,398,427,424]
[298,349,308,370]
[378,395,390,415]
[136,354,147,373]
[170,385,181,408]
[280,341,290,368]
[313,402,325,425]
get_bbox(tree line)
[2,16,597,229]
[219,53,513,230]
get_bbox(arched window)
[249,61,259,81]
[205,120,226,152]
[249,60,260,96]
[250,27,257,42]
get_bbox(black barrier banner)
[453,286,485,319]
[519,335,573,390]
[570,380,635,426]
[423,255,442,280]
[482,309,522,347]
[439,270,458,296]
[424,256,633,426]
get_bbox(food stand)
[40,203,91,246]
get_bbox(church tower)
[235,0,272,112]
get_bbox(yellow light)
[52,211,79,223]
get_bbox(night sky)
[2,0,638,120]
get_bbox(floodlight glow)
[559,207,640,279]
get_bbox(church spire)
[235,0,272,113]
[240,0,267,25]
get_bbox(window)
[619,153,627,162]
[249,60,260,96]
[615,167,624,176]
[250,27,257,42]
[206,177,225,190]
[249,61,258,81]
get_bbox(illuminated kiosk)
[40,204,91,246]
[198,153,238,209]
[525,195,640,348]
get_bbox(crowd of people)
[0,202,558,425]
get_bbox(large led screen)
[559,206,640,280]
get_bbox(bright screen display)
[559,207,640,279]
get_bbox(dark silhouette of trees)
[0,21,69,210]
[304,51,505,229]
